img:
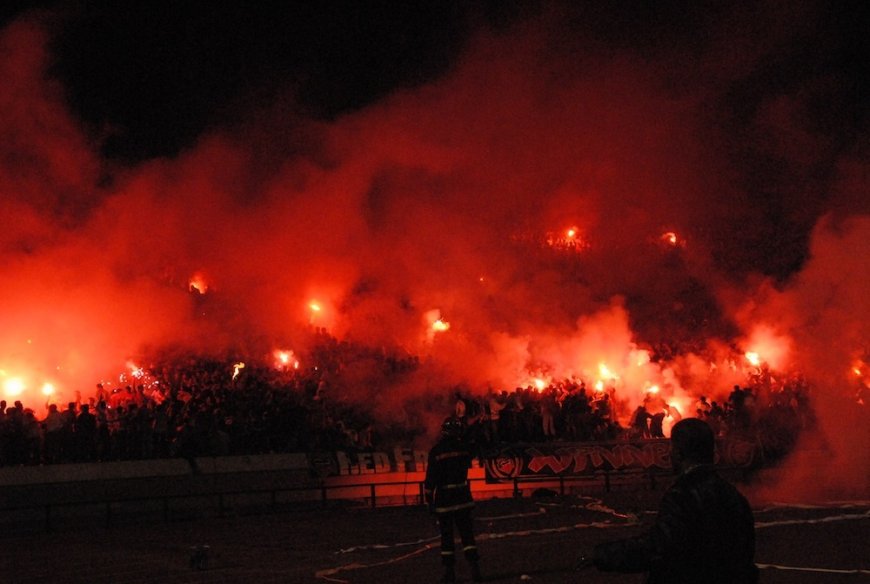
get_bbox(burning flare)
[3,377,25,398]
[273,349,299,370]
[424,309,450,342]
[188,272,209,294]
[661,231,679,246]
[127,361,144,379]
[542,225,588,252]
[432,319,450,332]
[598,362,617,380]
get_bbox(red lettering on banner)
[373,452,391,472]
[615,444,651,467]
[587,446,606,467]
[650,441,671,468]
[335,451,351,475]
[595,446,625,468]
[527,443,671,474]
[393,447,414,471]
[526,448,575,474]
[620,442,670,469]
[482,439,751,482]
[572,446,595,472]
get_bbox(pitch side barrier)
[481,436,759,483]
[0,454,314,530]
[318,436,760,501]
[0,438,759,531]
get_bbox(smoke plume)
[0,5,866,496]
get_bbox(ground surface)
[2,487,869,584]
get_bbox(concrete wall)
[0,453,310,487]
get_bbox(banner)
[310,447,430,477]
[483,438,759,482]
[311,438,758,480]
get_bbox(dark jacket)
[424,435,474,514]
[594,464,758,584]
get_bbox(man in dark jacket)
[591,418,757,583]
[425,417,482,583]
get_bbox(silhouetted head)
[670,418,715,470]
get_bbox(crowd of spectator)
[0,332,823,468]
[452,375,815,464]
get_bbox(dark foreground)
[2,490,868,584]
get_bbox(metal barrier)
[0,467,666,532]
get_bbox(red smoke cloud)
[737,216,870,499]
[0,10,866,497]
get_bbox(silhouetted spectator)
[76,404,97,462]
[43,404,64,463]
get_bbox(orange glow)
[188,272,209,294]
[634,350,651,367]
[1,367,66,411]
[304,295,339,329]
[3,377,25,397]
[273,349,299,370]
[662,231,678,246]
[598,362,616,379]
[661,398,689,436]
[424,309,450,341]
[533,378,547,391]
[742,326,792,370]
[646,384,660,394]
[232,362,245,380]
[307,300,324,326]
[594,380,605,392]
[544,226,588,252]
[432,319,450,332]
[127,360,144,379]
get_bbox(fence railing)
[0,467,669,532]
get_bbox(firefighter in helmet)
[425,416,482,583]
